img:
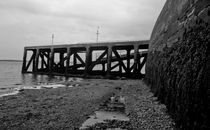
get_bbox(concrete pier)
[22,41,149,78]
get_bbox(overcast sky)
[0,0,166,60]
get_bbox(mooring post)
[65,47,71,75]
[133,45,139,77]
[107,46,112,77]
[34,48,40,72]
[85,46,92,76]
[49,48,54,73]
[22,48,27,73]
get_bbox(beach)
[0,78,175,129]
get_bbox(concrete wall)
[145,0,210,129]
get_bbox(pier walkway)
[22,40,149,78]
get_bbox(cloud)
[0,0,166,59]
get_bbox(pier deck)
[22,40,149,78]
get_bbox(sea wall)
[145,0,210,129]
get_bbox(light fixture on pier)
[96,26,100,43]
[52,34,54,45]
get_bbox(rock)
[115,87,122,91]
[118,96,125,104]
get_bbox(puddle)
[67,77,83,82]
[80,111,129,129]
[17,83,77,90]
[39,84,66,89]
[80,95,131,130]
[16,86,42,90]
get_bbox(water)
[0,60,144,97]
[80,111,129,129]
[0,61,81,97]
[80,95,130,129]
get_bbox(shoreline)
[0,79,176,129]
[0,60,22,62]
[0,78,83,98]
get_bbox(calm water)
[0,61,80,97]
[0,61,145,97]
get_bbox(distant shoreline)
[0,60,22,62]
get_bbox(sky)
[0,0,166,60]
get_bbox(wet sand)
[0,79,175,129]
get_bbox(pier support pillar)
[22,48,27,73]
[34,48,40,72]
[138,52,143,74]
[65,48,71,75]
[40,52,44,70]
[85,46,92,76]
[49,48,54,73]
[102,63,105,73]
[32,50,36,72]
[118,51,122,74]
[126,49,131,75]
[73,52,77,69]
[107,46,112,78]
[60,52,64,68]
[133,45,139,78]
[47,51,50,68]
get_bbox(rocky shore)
[0,79,176,129]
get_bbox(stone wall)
[145,0,210,129]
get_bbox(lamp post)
[52,34,54,45]
[96,27,99,43]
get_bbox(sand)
[0,79,176,130]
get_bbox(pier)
[22,40,149,78]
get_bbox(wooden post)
[49,48,54,73]
[32,50,36,72]
[73,52,77,67]
[60,52,64,68]
[85,46,92,75]
[107,46,112,77]
[133,45,139,77]
[118,51,122,74]
[139,53,147,74]
[22,48,27,73]
[40,52,44,70]
[126,49,131,75]
[47,51,50,68]
[34,48,40,72]
[65,48,71,75]
[138,52,142,73]
[102,63,105,72]
[119,63,122,74]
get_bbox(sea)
[0,61,81,97]
[0,60,145,97]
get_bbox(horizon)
[0,59,23,61]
